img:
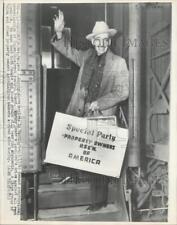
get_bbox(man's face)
[92,33,111,56]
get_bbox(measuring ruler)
[20,5,42,173]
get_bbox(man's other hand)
[89,101,99,112]
[84,101,101,117]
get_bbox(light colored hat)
[86,21,117,40]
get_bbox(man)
[51,10,129,211]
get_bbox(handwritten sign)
[44,112,128,178]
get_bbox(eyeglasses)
[92,38,110,47]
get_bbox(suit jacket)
[51,35,129,117]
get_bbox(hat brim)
[86,29,117,41]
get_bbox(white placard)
[45,112,128,178]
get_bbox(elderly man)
[51,10,129,211]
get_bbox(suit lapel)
[103,49,114,79]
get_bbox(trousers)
[90,173,109,204]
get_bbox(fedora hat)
[86,21,117,40]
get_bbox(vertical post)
[128,4,142,167]
[21,175,28,220]
[33,173,38,220]
[42,65,47,160]
[104,3,107,23]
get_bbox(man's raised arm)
[51,10,85,67]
